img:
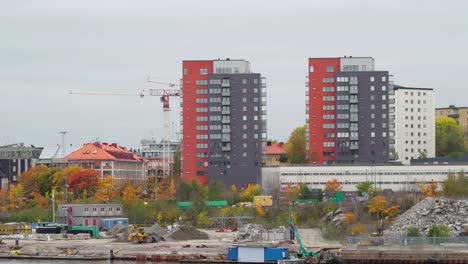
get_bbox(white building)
[262,165,468,193]
[394,86,435,164]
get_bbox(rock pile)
[236,224,264,241]
[323,208,346,228]
[385,197,468,236]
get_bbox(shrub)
[428,224,451,237]
[407,227,420,237]
[350,224,368,236]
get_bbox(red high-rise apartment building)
[181,59,266,187]
[306,57,393,165]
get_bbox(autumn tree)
[122,184,139,223]
[368,195,400,218]
[284,125,307,164]
[7,184,25,211]
[20,165,56,195]
[208,182,225,201]
[368,195,387,217]
[344,213,355,225]
[67,169,100,199]
[422,179,439,198]
[351,223,368,235]
[325,178,342,196]
[436,117,464,157]
[94,176,119,203]
[240,184,262,202]
[284,183,299,202]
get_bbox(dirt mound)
[106,224,129,237]
[164,225,208,241]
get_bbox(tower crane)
[69,80,181,178]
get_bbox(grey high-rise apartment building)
[306,57,395,165]
[182,59,266,188]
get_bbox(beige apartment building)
[435,105,468,147]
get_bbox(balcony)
[350,126,359,132]
[350,135,359,141]
[222,137,231,142]
[350,145,359,150]
[222,128,231,133]
[349,88,358,94]
[222,146,231,151]
[222,100,230,106]
[222,110,230,115]
[349,98,358,103]
[221,81,230,87]
[222,90,230,96]
[222,119,230,124]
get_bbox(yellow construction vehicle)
[128,227,161,244]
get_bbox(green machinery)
[288,217,319,262]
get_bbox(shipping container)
[100,218,129,230]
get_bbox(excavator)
[287,216,320,263]
[128,227,163,244]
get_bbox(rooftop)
[65,142,142,162]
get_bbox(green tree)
[435,117,464,157]
[443,170,468,197]
[208,182,225,200]
[298,183,313,199]
[428,224,451,237]
[284,125,307,164]
[356,181,373,196]
[407,227,420,237]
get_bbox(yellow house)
[262,142,287,167]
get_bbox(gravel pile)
[105,224,129,237]
[385,197,468,236]
[163,225,208,241]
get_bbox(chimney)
[111,143,117,147]
[267,141,272,146]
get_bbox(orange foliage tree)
[351,223,368,235]
[325,178,342,196]
[344,213,355,225]
[284,182,299,201]
[368,195,400,218]
[422,179,439,198]
[94,176,119,203]
[67,169,100,199]
[240,183,262,202]
[7,184,25,211]
[31,191,48,209]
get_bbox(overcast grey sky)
[1,0,467,149]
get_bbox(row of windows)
[196,116,208,121]
[210,106,222,112]
[370,132,387,137]
[196,107,208,112]
[196,80,208,86]
[323,114,335,120]
[323,78,334,83]
[323,96,334,101]
[210,98,221,103]
[336,77,349,82]
[196,125,208,130]
[196,144,208,148]
[196,134,208,140]
[323,105,335,110]
[196,98,208,103]
[323,86,334,92]
[404,91,427,96]
[196,89,208,94]
[323,142,335,147]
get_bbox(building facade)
[436,105,468,147]
[181,59,266,187]
[57,203,122,227]
[394,86,435,164]
[140,139,180,178]
[306,57,394,165]
[0,144,42,182]
[263,165,468,193]
[65,142,144,183]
